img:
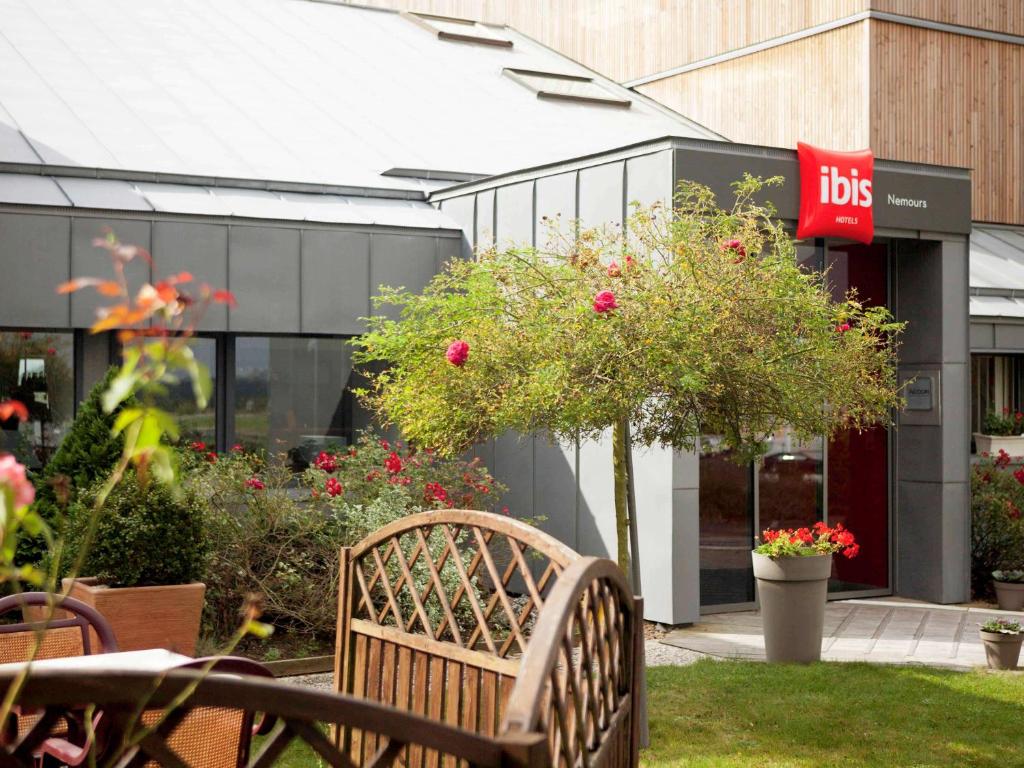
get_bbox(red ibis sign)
[796,142,875,244]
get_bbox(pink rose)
[607,261,621,277]
[446,340,470,367]
[244,476,265,490]
[592,290,618,313]
[0,454,35,509]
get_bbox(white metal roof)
[0,0,720,192]
[970,225,1024,319]
[0,172,461,229]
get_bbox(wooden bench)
[0,510,642,767]
[334,510,644,768]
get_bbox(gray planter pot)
[752,551,832,663]
[979,630,1023,670]
[993,581,1024,612]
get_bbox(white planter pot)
[974,433,1024,457]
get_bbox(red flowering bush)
[302,431,504,513]
[971,452,1024,597]
[755,521,859,560]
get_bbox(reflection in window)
[699,437,754,606]
[233,337,354,469]
[0,330,74,468]
[758,429,823,531]
[143,337,217,447]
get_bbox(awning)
[970,225,1024,319]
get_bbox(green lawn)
[267,660,1024,767]
[643,660,1024,767]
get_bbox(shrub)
[19,367,134,567]
[971,451,1024,597]
[190,432,506,643]
[62,471,206,587]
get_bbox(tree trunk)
[612,417,632,584]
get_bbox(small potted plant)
[974,408,1024,457]
[979,618,1022,670]
[752,522,859,663]
[61,470,208,655]
[992,570,1024,611]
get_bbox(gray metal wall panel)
[625,150,673,209]
[534,172,576,249]
[994,323,1024,349]
[531,436,578,549]
[228,226,300,333]
[576,437,615,560]
[493,432,534,525]
[152,221,229,332]
[437,236,463,274]
[475,190,495,250]
[438,196,474,258]
[671,487,701,623]
[80,332,111,395]
[578,162,624,229]
[672,449,699,490]
[969,322,995,350]
[71,218,151,328]
[0,213,70,327]
[369,234,438,321]
[494,181,534,248]
[632,444,685,623]
[895,239,971,603]
[301,230,370,335]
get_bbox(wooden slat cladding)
[870,21,1023,224]
[872,0,1024,36]
[636,21,871,153]
[343,0,867,83]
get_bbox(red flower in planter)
[313,451,337,473]
[446,340,470,367]
[593,290,618,313]
[384,452,403,474]
[245,477,265,490]
[325,477,343,497]
[842,543,860,559]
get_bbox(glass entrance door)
[698,240,892,610]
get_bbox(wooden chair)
[334,510,644,768]
[36,656,275,768]
[0,592,119,663]
[0,667,550,768]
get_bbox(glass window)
[233,336,356,469]
[758,430,824,531]
[0,330,75,469]
[142,337,217,448]
[971,354,1024,440]
[699,437,754,606]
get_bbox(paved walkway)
[662,598,1024,669]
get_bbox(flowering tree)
[353,177,905,584]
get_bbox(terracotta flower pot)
[979,630,1023,670]
[752,551,832,663]
[63,577,205,655]
[993,581,1024,612]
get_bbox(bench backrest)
[334,510,580,766]
[334,510,642,768]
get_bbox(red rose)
[446,340,470,367]
[593,290,618,313]
[206,451,218,463]
[384,452,403,474]
[231,443,244,452]
[722,239,746,263]
[313,451,337,473]
[835,322,851,333]
[245,477,265,490]
[325,477,343,497]
[607,260,621,277]
[190,441,206,452]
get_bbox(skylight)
[403,12,513,48]
[503,69,632,108]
